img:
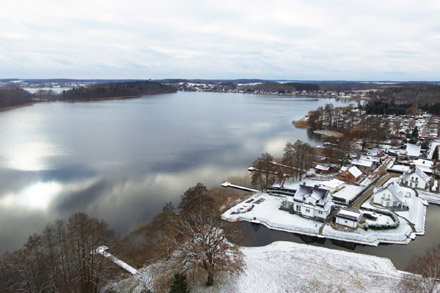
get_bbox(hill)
[61,81,177,101]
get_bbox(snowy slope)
[106,241,409,293]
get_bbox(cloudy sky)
[1,0,440,80]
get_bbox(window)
[305,209,310,213]
[296,205,301,211]
[318,211,323,214]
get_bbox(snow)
[223,193,321,236]
[351,159,373,168]
[419,190,440,205]
[322,178,344,189]
[406,143,421,158]
[106,241,409,293]
[222,190,425,246]
[348,166,362,178]
[388,164,410,173]
[427,140,440,159]
[331,183,364,203]
[94,246,139,275]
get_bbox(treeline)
[421,102,440,115]
[377,83,440,105]
[0,213,115,293]
[285,82,320,91]
[0,88,33,108]
[364,100,412,115]
[62,81,177,100]
[243,81,319,93]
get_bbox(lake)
[0,91,437,270]
[0,91,344,254]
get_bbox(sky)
[1,0,440,80]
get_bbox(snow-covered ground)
[224,193,322,236]
[223,191,425,246]
[418,190,440,205]
[106,241,408,293]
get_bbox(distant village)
[175,81,371,100]
[222,105,440,246]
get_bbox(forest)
[0,88,33,109]
[61,81,177,101]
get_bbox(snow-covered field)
[106,241,407,293]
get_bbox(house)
[287,184,333,222]
[339,166,363,183]
[372,182,410,209]
[315,164,330,174]
[321,179,345,193]
[350,159,375,174]
[335,209,362,228]
[400,167,430,190]
[406,143,421,159]
[360,155,381,165]
[411,159,433,174]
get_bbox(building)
[350,159,375,174]
[339,166,363,183]
[411,159,434,174]
[406,143,421,159]
[400,167,430,190]
[287,184,333,222]
[335,209,362,228]
[315,164,330,174]
[372,182,410,209]
[321,179,345,193]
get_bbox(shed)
[336,209,362,228]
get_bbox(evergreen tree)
[433,146,439,162]
[169,273,190,293]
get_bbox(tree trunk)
[206,270,214,286]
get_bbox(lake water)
[0,91,437,270]
[0,92,344,254]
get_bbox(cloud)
[0,0,440,79]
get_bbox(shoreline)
[0,102,35,112]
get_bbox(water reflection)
[0,92,349,254]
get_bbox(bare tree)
[251,152,277,190]
[167,212,244,287]
[0,213,115,293]
[399,243,440,293]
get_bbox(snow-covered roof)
[406,143,421,158]
[315,164,330,171]
[375,182,408,204]
[412,159,434,168]
[336,209,362,222]
[348,166,363,178]
[294,184,330,206]
[351,159,373,168]
[402,167,431,182]
[322,179,345,189]
[388,164,410,173]
[360,155,381,163]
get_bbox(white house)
[288,184,333,222]
[335,209,362,228]
[400,167,431,190]
[373,182,411,209]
